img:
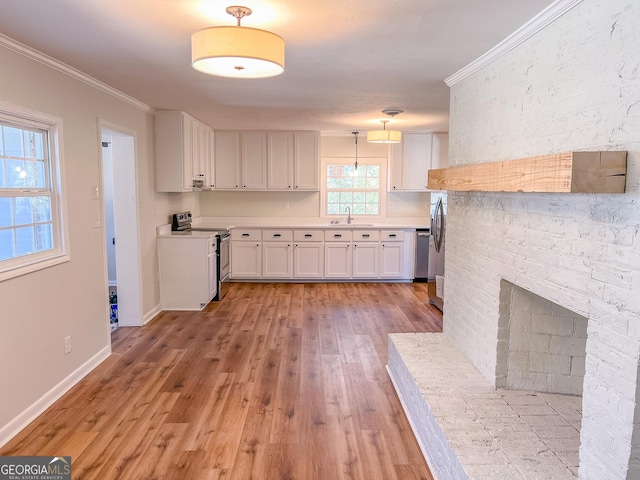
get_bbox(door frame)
[97,120,144,331]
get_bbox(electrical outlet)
[424,201,430,209]
[283,202,290,210]
[93,216,102,228]
[64,336,71,355]
[92,185,100,200]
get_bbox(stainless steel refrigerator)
[428,192,446,311]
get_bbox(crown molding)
[0,33,155,114]
[445,0,584,87]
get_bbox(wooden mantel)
[427,151,627,193]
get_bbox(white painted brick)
[571,357,586,377]
[530,315,575,337]
[444,1,640,477]
[510,333,551,353]
[529,353,572,375]
[549,336,587,357]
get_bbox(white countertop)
[190,216,430,231]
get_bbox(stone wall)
[445,1,640,478]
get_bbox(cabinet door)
[263,242,293,278]
[215,132,241,189]
[380,242,405,278]
[208,251,217,299]
[208,129,215,188]
[268,132,294,189]
[231,242,261,278]
[242,132,267,189]
[191,119,210,186]
[324,243,352,278]
[181,113,194,190]
[294,132,319,190]
[431,133,449,170]
[352,243,379,278]
[294,243,323,278]
[388,142,403,191]
[402,133,432,191]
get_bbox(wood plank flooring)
[1,282,442,479]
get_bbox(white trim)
[143,304,163,325]
[0,346,111,449]
[445,0,584,86]
[0,101,71,282]
[0,33,154,114]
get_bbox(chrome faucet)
[345,206,352,224]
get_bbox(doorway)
[99,122,143,330]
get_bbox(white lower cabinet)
[380,242,405,278]
[263,242,293,277]
[352,242,379,278]
[380,230,406,278]
[230,227,414,281]
[158,234,217,310]
[231,241,261,278]
[294,243,324,278]
[324,243,352,278]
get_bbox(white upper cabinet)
[215,130,319,191]
[214,131,241,189]
[293,131,319,190]
[267,132,294,189]
[215,132,268,189]
[155,110,213,192]
[430,132,449,170]
[241,132,268,189]
[388,132,449,191]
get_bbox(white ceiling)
[0,0,554,133]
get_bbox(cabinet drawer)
[294,230,323,242]
[231,229,261,241]
[380,230,405,241]
[262,229,293,241]
[324,230,353,242]
[353,230,380,241]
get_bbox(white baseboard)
[143,304,162,325]
[0,346,111,449]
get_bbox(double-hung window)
[322,157,387,219]
[0,102,68,281]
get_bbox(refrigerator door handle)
[433,197,444,253]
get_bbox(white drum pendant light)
[192,6,285,79]
[367,109,403,143]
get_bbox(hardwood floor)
[1,282,442,479]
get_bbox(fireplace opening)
[498,281,588,394]
[496,280,586,475]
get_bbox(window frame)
[320,156,387,221]
[0,101,69,281]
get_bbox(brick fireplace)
[388,1,640,479]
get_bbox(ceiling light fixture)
[367,109,404,143]
[191,6,285,79]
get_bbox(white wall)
[445,1,640,478]
[0,39,195,442]
[198,135,431,219]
